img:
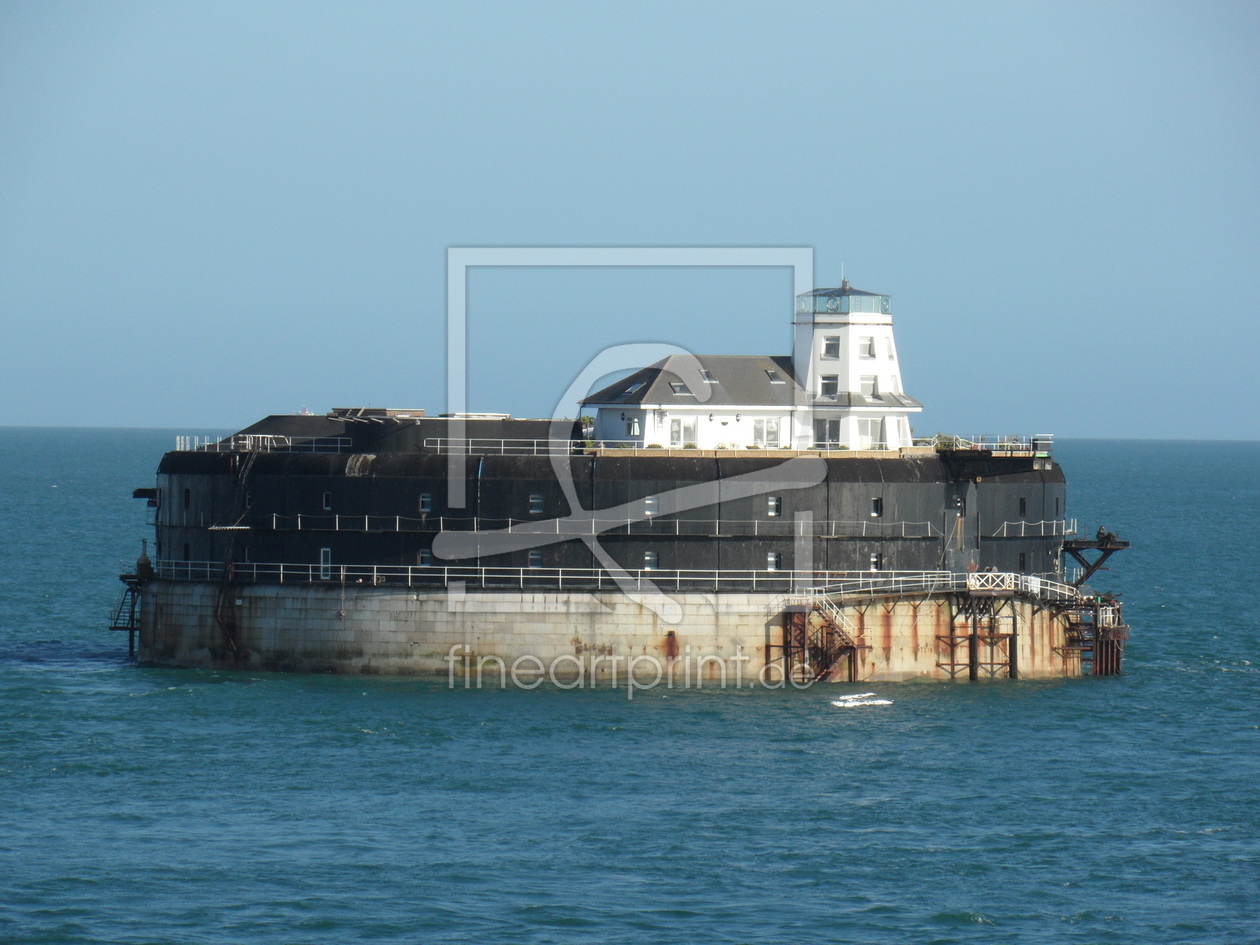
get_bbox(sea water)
[0,429,1256,944]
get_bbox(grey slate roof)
[581,354,922,410]
[582,355,799,407]
[827,391,923,409]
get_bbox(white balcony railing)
[151,560,1081,603]
[175,434,353,453]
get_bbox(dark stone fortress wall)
[154,447,1066,581]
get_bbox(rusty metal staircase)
[109,575,143,657]
[1055,598,1129,675]
[781,600,867,682]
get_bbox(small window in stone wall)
[183,488,191,510]
[418,549,432,566]
[528,550,543,569]
[322,491,332,511]
[767,496,782,517]
[319,547,332,580]
[1019,552,1027,573]
[643,550,658,570]
[871,497,883,518]
[643,496,658,517]
[766,551,782,571]
[1019,497,1027,518]
[529,494,544,514]
[869,552,883,571]
[419,493,432,514]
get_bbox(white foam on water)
[831,696,893,707]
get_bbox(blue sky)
[1,1,1257,438]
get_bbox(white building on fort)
[582,280,922,450]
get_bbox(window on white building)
[860,376,878,397]
[668,417,696,447]
[820,375,839,398]
[860,336,876,358]
[753,417,780,447]
[814,418,841,447]
[823,336,840,359]
[625,417,640,436]
[858,418,886,450]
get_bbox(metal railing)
[175,434,353,453]
[248,512,943,539]
[156,559,816,591]
[161,511,1076,543]
[423,437,808,456]
[171,432,1054,457]
[806,570,1079,603]
[423,437,942,457]
[987,519,1076,538]
[152,559,1082,602]
[913,433,1054,455]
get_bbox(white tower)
[792,280,921,450]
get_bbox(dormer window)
[765,369,785,384]
[669,382,691,395]
[860,336,876,358]
[625,381,646,395]
[860,376,878,397]
[820,375,839,398]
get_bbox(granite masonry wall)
[138,581,1081,685]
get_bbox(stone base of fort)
[137,581,1083,683]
